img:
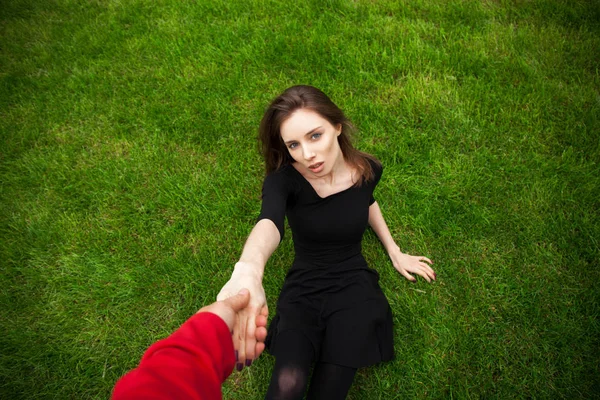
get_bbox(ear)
[336,124,342,136]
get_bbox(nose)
[302,144,315,161]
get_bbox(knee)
[276,367,306,399]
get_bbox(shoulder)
[367,157,383,174]
[265,164,295,181]
[365,156,383,184]
[262,164,295,193]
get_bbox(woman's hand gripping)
[217,262,268,370]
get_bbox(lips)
[308,162,324,173]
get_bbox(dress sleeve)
[369,161,383,205]
[257,170,289,242]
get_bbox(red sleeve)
[112,312,235,400]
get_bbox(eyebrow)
[283,126,322,144]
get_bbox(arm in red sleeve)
[112,312,235,400]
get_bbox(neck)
[317,152,348,185]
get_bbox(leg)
[265,330,315,400]
[306,362,357,400]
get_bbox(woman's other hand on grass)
[389,249,436,283]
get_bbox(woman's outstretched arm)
[217,218,280,369]
[368,201,436,283]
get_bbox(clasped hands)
[198,287,267,372]
[215,263,268,371]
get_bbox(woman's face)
[280,108,342,177]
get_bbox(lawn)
[1,0,599,398]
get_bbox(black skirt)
[266,256,394,368]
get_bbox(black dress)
[258,159,394,368]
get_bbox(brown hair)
[259,85,379,185]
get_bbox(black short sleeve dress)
[258,159,394,368]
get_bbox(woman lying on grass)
[218,85,436,399]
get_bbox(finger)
[260,304,269,317]
[222,289,250,312]
[255,326,268,342]
[244,314,257,364]
[398,268,417,282]
[413,268,431,283]
[419,262,435,275]
[419,256,433,265]
[236,312,248,370]
[233,311,241,365]
[418,262,436,280]
[256,314,268,328]
[255,341,266,359]
[427,266,437,280]
[423,267,435,281]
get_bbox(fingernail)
[235,350,239,361]
[236,363,243,371]
[245,359,253,367]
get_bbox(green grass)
[1,0,599,398]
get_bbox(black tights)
[265,330,357,400]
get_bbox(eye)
[288,142,298,149]
[311,133,322,140]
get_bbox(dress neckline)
[289,164,356,200]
